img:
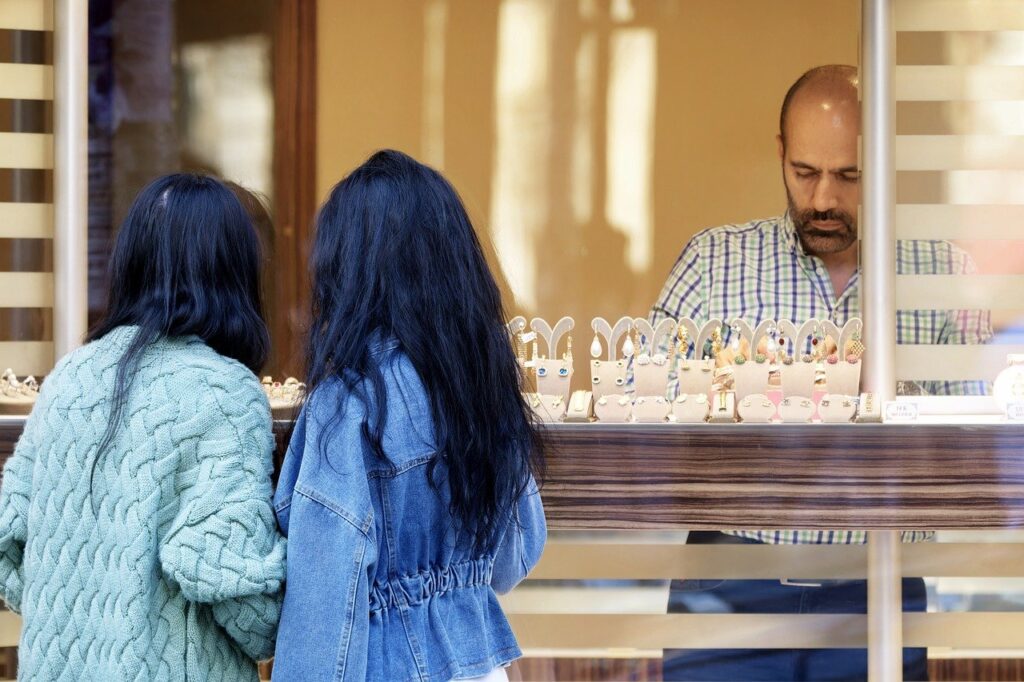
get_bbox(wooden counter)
[2,419,1022,530]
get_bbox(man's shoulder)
[682,216,787,257]
[690,215,785,245]
[896,238,976,275]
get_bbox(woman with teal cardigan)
[0,174,286,681]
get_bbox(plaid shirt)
[650,212,993,545]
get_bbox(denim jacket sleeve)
[490,475,546,594]
[272,392,378,682]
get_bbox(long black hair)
[308,149,545,551]
[87,173,270,469]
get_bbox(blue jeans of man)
[661,532,928,681]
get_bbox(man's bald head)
[779,65,859,145]
[777,65,861,258]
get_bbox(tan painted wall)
[317,0,861,335]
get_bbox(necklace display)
[0,368,39,415]
[261,376,307,416]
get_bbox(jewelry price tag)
[884,401,918,423]
[521,331,537,343]
[1006,402,1024,422]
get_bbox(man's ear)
[776,134,785,161]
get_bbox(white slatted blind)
[894,1,1024,388]
[1,0,56,377]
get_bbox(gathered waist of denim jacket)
[369,557,494,613]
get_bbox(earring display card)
[779,361,816,399]
[671,393,710,423]
[526,392,567,423]
[535,358,572,402]
[591,359,628,399]
[732,361,770,400]
[822,361,861,397]
[737,394,776,423]
[778,396,815,423]
[818,394,857,423]
[632,395,670,423]
[594,394,632,422]
[634,359,671,398]
[677,359,716,395]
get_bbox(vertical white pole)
[862,1,902,680]
[861,0,896,403]
[52,0,89,360]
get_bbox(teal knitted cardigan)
[0,327,286,681]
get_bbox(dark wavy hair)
[87,173,269,473]
[308,149,545,551]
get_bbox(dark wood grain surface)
[538,423,1024,530]
[2,419,1023,530]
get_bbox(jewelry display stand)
[821,318,864,398]
[261,376,306,417]
[818,394,858,423]
[778,395,816,423]
[527,316,574,423]
[737,394,776,423]
[777,319,819,399]
[506,314,868,426]
[0,369,39,416]
[673,318,721,423]
[590,316,633,423]
[631,318,676,423]
[729,319,774,400]
[708,389,738,423]
[676,318,721,394]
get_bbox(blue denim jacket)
[272,341,546,682]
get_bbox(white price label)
[1006,402,1024,422]
[884,401,919,423]
[521,331,537,343]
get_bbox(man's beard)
[786,191,858,256]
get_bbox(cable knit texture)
[0,326,286,681]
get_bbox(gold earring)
[677,325,689,359]
[711,327,723,359]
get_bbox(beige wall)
[317,0,860,339]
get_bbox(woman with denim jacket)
[272,150,547,682]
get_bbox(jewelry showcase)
[510,316,870,424]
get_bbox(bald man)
[652,65,991,681]
[652,65,990,386]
